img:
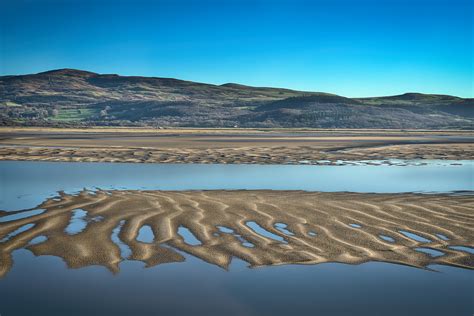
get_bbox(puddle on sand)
[0,224,35,242]
[0,209,45,223]
[246,221,286,243]
[137,225,154,243]
[274,223,295,236]
[449,246,474,254]
[379,235,395,243]
[64,209,88,235]
[217,225,254,248]
[111,220,132,259]
[436,233,450,241]
[308,231,317,236]
[349,223,362,228]
[240,240,255,248]
[217,226,234,234]
[415,248,445,257]
[399,230,432,243]
[178,226,202,246]
[28,235,47,245]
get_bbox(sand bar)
[0,128,472,163]
[0,190,472,277]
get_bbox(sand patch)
[0,190,472,277]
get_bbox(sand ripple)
[1,143,473,164]
[0,190,473,277]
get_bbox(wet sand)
[1,190,472,277]
[0,127,472,163]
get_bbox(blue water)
[274,223,295,236]
[449,246,474,254]
[217,225,255,248]
[0,223,35,243]
[178,226,202,246]
[64,209,88,235]
[0,249,472,316]
[246,221,287,243]
[0,160,473,315]
[0,160,472,210]
[137,225,154,243]
[111,220,132,259]
[399,230,432,243]
[379,235,396,243]
[415,248,445,258]
[0,208,45,222]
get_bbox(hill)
[1,69,472,129]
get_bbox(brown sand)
[0,127,472,163]
[0,190,472,277]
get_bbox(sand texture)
[0,128,472,164]
[0,190,472,277]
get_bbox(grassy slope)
[0,69,472,129]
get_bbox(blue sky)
[0,0,472,97]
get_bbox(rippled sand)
[0,128,472,164]
[0,190,472,277]
[1,143,473,164]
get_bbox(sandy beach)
[0,127,473,164]
[1,190,472,277]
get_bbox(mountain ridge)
[1,69,472,129]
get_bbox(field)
[50,108,99,122]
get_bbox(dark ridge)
[36,68,99,77]
[0,69,472,129]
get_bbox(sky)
[0,0,472,97]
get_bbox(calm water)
[0,249,472,316]
[0,160,473,315]
[0,160,472,210]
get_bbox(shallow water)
[0,249,472,316]
[415,247,445,258]
[137,225,154,243]
[111,220,132,259]
[246,221,287,243]
[379,234,396,243]
[0,208,45,222]
[449,245,474,254]
[0,160,473,210]
[0,160,473,315]
[399,230,432,243]
[178,226,202,246]
[64,209,88,235]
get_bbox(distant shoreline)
[0,127,472,163]
[1,126,474,134]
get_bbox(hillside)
[0,69,472,129]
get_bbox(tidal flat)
[0,130,473,315]
[0,187,473,315]
[0,127,473,164]
[1,189,473,276]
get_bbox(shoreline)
[2,126,473,134]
